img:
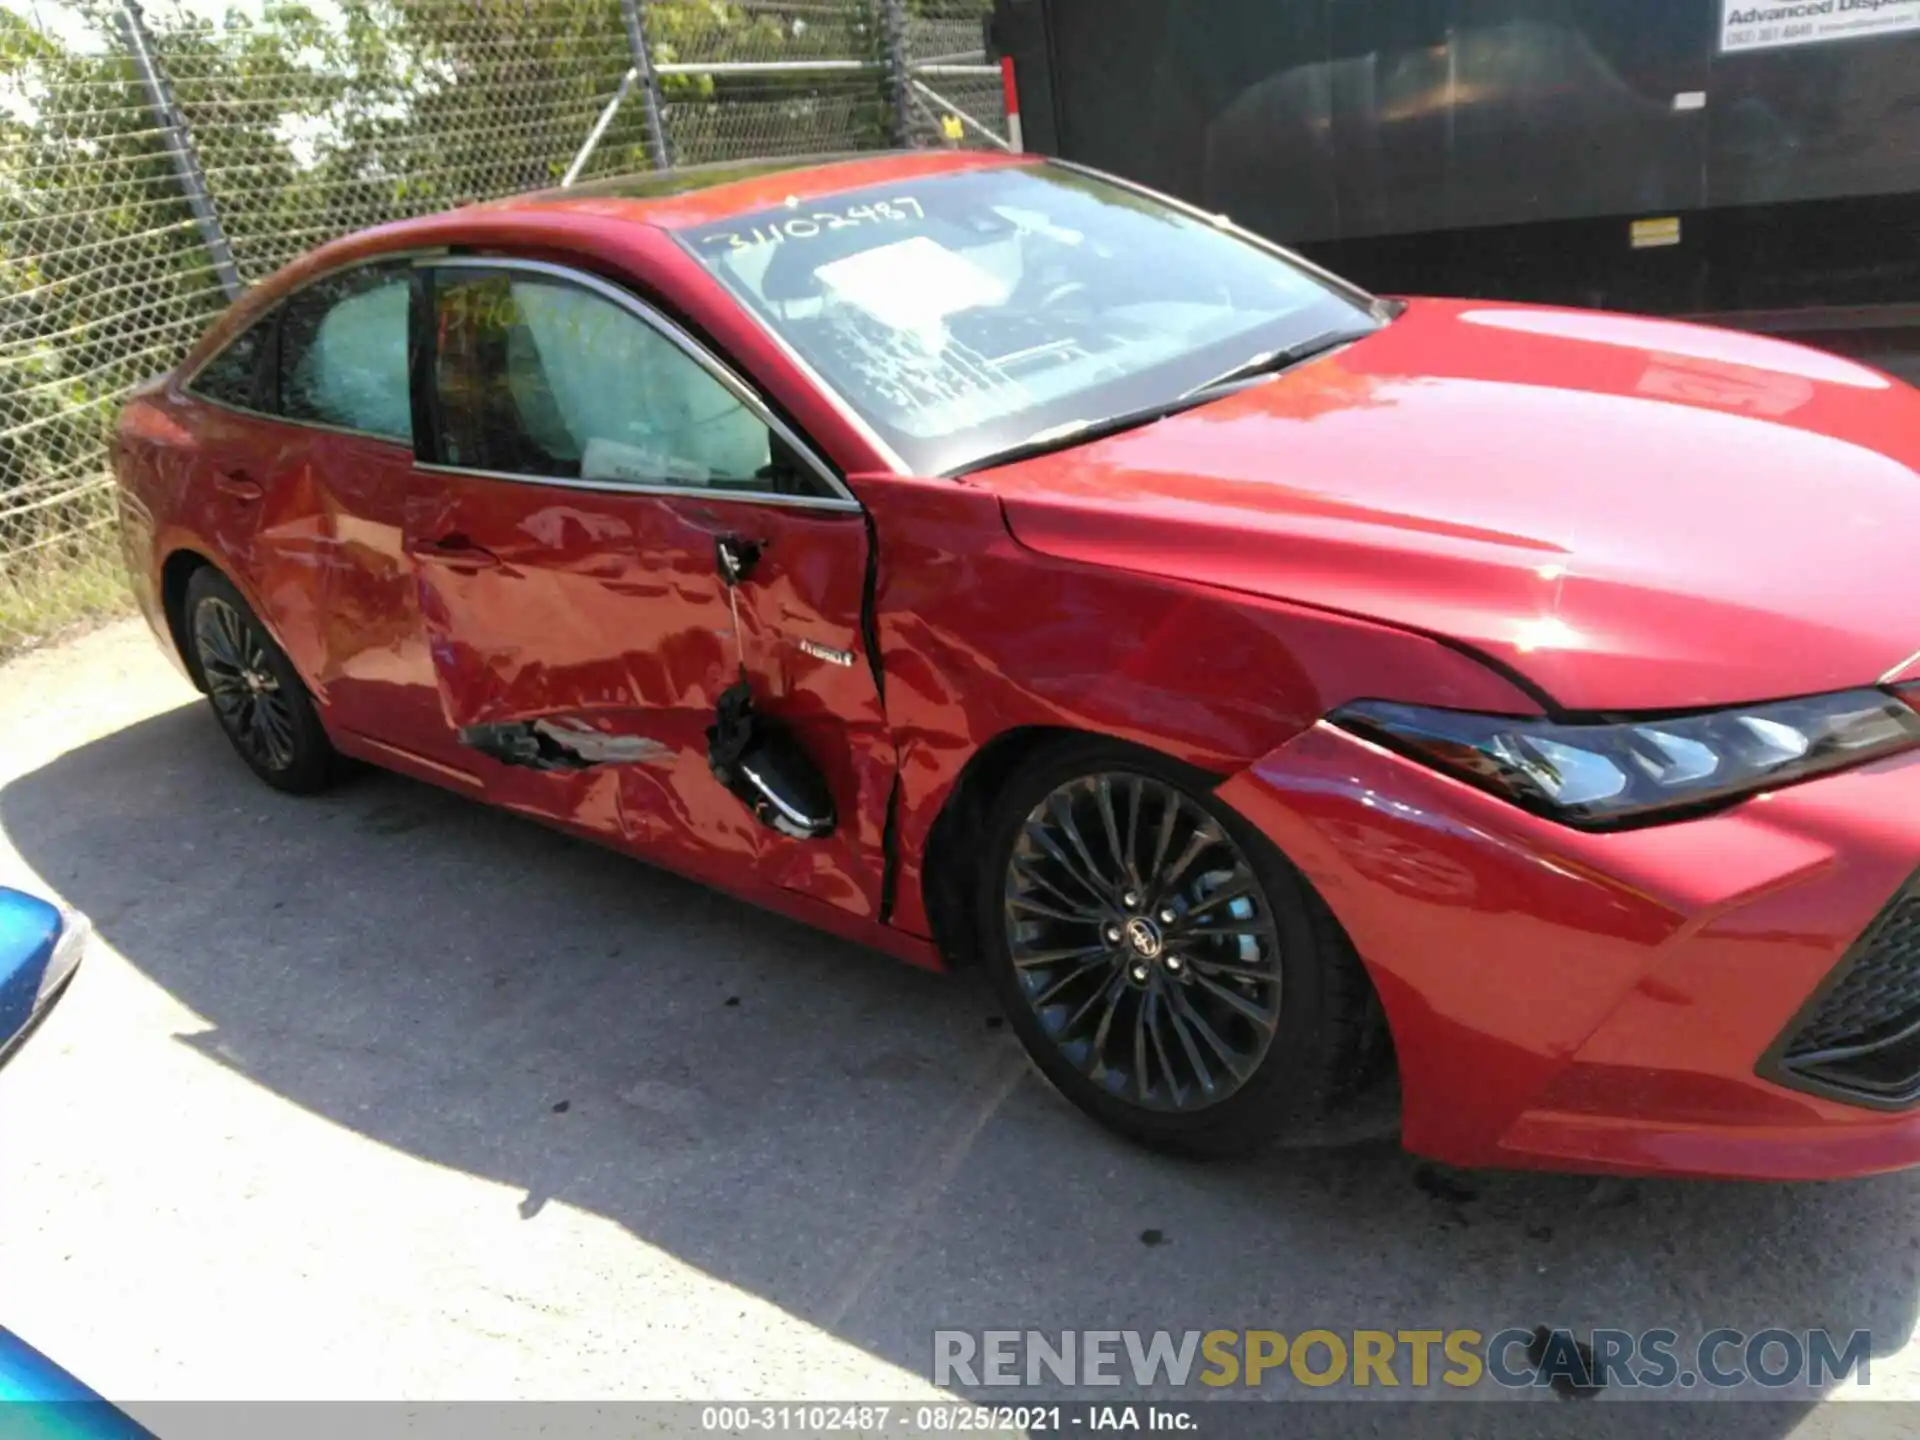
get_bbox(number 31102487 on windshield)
[698,196,925,250]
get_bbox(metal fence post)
[114,0,243,303]
[878,0,911,147]
[622,0,673,171]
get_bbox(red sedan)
[114,151,1920,1179]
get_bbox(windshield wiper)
[952,402,1191,476]
[952,324,1381,477]
[1180,325,1377,400]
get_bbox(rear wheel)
[185,568,337,794]
[977,739,1381,1155]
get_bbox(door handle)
[423,533,500,572]
[214,470,263,501]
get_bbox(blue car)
[0,888,138,1435]
[0,887,86,1066]
[0,1328,147,1437]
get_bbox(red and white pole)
[1000,54,1025,153]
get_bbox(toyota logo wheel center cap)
[1124,916,1165,960]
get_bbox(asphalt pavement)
[1,620,1916,1437]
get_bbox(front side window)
[189,315,274,411]
[677,162,1380,474]
[429,267,798,494]
[277,263,414,442]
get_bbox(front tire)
[977,739,1382,1156]
[185,568,337,795]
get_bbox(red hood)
[979,298,1920,712]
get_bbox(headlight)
[1330,688,1920,828]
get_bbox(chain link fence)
[0,0,1002,657]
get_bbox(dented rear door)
[404,466,723,848]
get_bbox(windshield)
[675,162,1380,475]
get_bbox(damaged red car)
[114,151,1920,1179]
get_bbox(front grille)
[1769,877,1920,1106]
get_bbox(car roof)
[183,149,1042,373]
[476,149,1035,230]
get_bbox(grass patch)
[0,526,135,662]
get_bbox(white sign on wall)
[1722,0,1920,51]
[1728,0,1920,50]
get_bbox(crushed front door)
[403,257,893,919]
[405,472,893,920]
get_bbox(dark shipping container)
[990,0,1920,372]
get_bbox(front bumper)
[1218,722,1920,1179]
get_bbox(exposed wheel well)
[923,727,1077,970]
[160,549,213,692]
[920,726,1223,970]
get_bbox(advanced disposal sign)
[1722,0,1920,50]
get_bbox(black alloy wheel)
[1004,771,1281,1111]
[185,567,337,794]
[978,740,1384,1155]
[195,594,298,773]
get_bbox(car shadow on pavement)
[4,702,1915,1434]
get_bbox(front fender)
[855,475,1542,943]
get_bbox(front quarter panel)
[853,474,1544,941]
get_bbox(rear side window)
[277,263,415,442]
[188,316,274,410]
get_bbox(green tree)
[1,5,231,547]
[1,0,919,650]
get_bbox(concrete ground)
[2,620,1918,1435]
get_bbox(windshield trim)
[1044,159,1390,314]
[1046,159,1383,314]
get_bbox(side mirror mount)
[754,432,818,498]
